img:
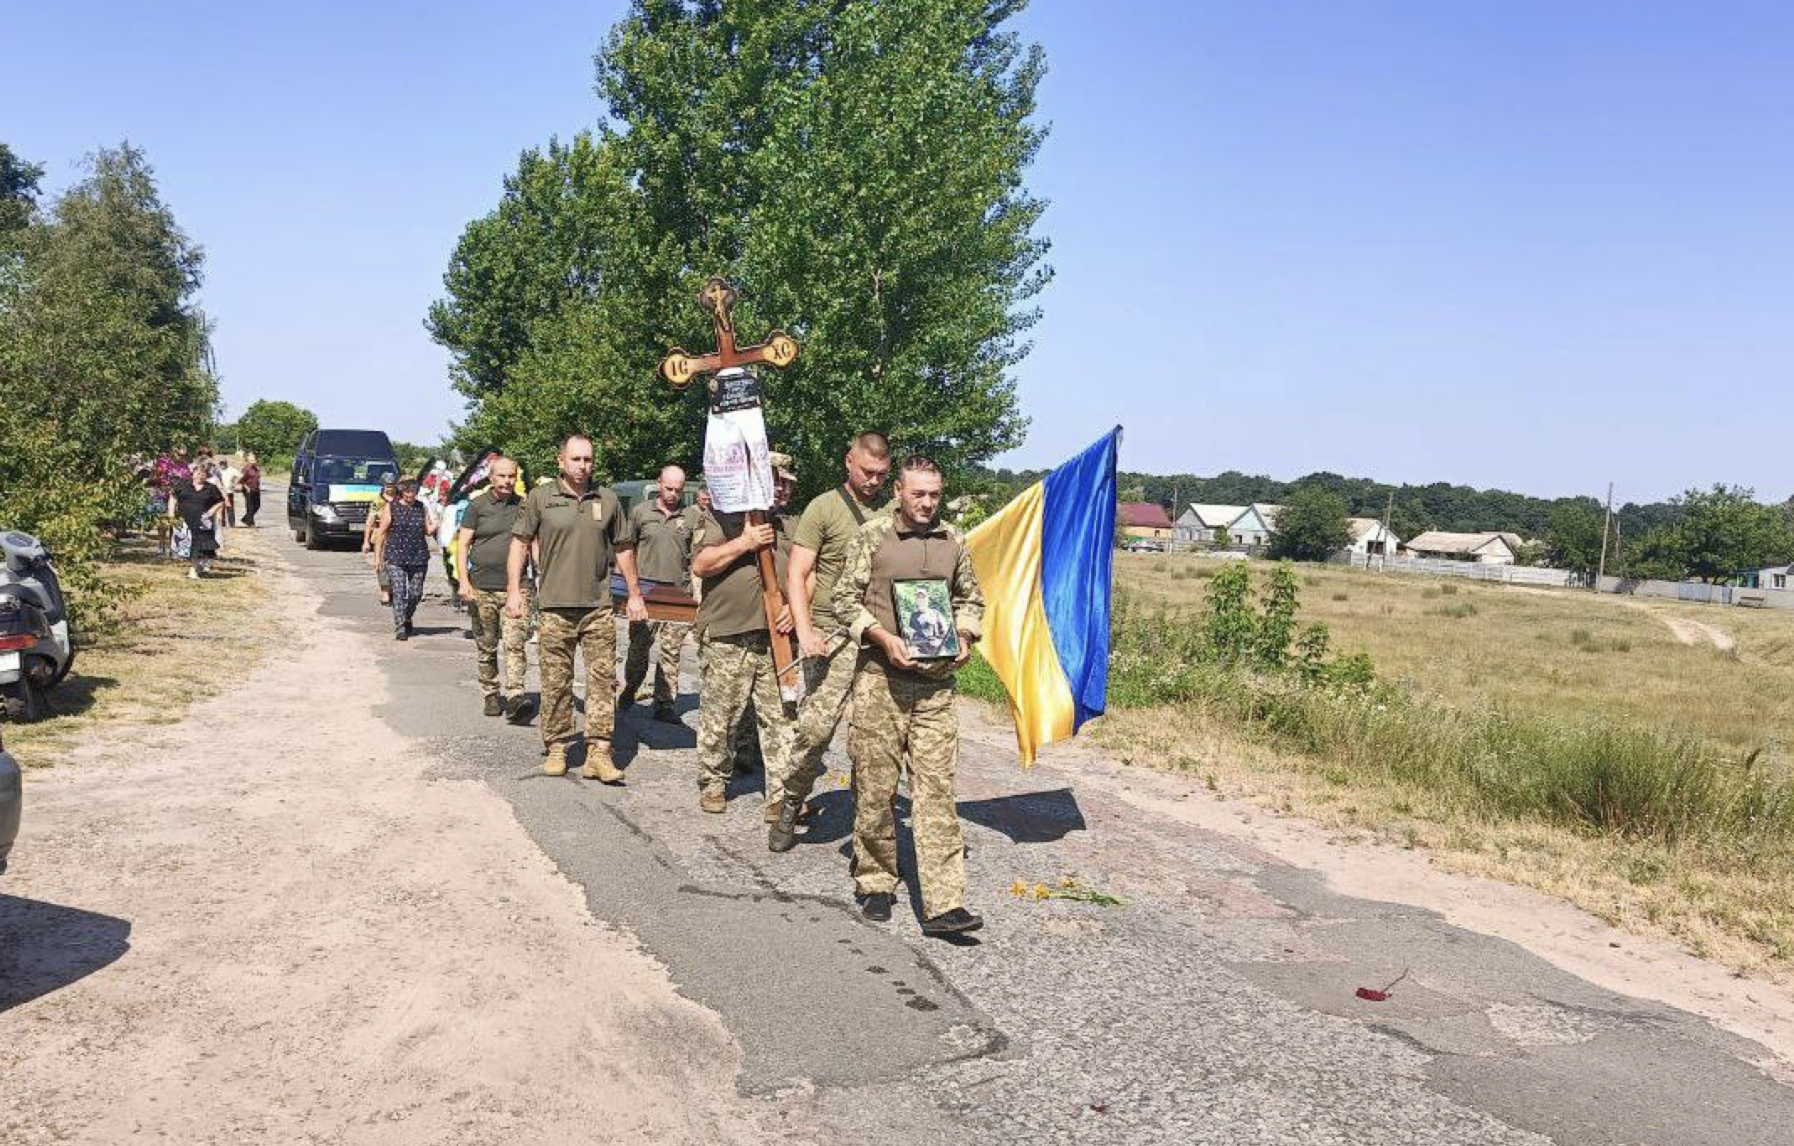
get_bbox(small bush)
[1436,601,1479,619]
[1331,592,1349,602]
[1423,587,1442,599]
[1440,583,1459,595]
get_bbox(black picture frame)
[892,577,959,660]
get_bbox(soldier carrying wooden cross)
[661,278,804,816]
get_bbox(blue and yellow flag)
[967,429,1119,765]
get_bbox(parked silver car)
[0,723,18,874]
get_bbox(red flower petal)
[1355,988,1389,1001]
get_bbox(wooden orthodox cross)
[659,278,802,700]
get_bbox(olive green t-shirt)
[512,480,634,609]
[629,501,694,586]
[694,510,791,639]
[791,487,887,635]
[460,489,524,592]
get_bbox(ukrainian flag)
[966,429,1119,765]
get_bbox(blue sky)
[8,2,1792,503]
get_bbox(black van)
[287,429,400,549]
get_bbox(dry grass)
[1085,553,1794,979]
[7,530,288,768]
[1120,554,1794,755]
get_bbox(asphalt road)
[280,518,1793,1146]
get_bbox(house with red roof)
[1117,501,1175,541]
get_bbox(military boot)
[543,745,569,777]
[582,753,625,784]
[699,788,727,814]
[767,798,802,853]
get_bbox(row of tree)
[1128,474,1794,584]
[429,0,1051,502]
[0,141,219,620]
[984,463,1698,545]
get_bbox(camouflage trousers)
[697,632,794,807]
[468,587,530,699]
[538,606,616,759]
[777,633,860,806]
[621,619,690,711]
[849,664,964,918]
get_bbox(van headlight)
[311,503,339,523]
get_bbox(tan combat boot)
[582,754,625,785]
[543,745,569,777]
[699,788,727,814]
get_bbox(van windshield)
[315,458,398,486]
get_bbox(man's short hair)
[560,433,592,454]
[850,431,890,459]
[897,456,942,481]
[489,454,518,473]
[398,478,420,495]
[659,463,686,482]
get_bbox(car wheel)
[303,523,322,550]
[0,678,44,723]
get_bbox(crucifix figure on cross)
[660,277,800,391]
[659,277,803,701]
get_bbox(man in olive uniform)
[690,454,797,815]
[619,463,696,723]
[771,432,891,843]
[456,455,532,721]
[832,456,984,935]
[507,434,648,782]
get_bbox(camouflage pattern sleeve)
[835,516,890,647]
[947,525,985,642]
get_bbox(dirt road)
[4,523,1793,1145]
[0,529,784,1145]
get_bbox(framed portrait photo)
[892,577,959,660]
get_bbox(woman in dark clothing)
[171,462,226,578]
[374,478,438,639]
[240,453,262,526]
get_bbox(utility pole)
[1378,489,1394,572]
[1595,481,1613,591]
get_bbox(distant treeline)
[977,466,1706,543]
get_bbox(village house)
[1402,530,1522,565]
[1174,504,1246,543]
[1172,502,1283,548]
[1232,503,1282,548]
[1343,517,1401,558]
[1748,564,1793,590]
[1118,501,1175,541]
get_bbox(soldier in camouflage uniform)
[830,456,984,935]
[690,454,798,815]
[619,464,700,723]
[772,432,891,845]
[456,456,533,721]
[507,434,648,782]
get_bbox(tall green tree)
[1266,485,1352,561]
[1668,484,1792,582]
[1545,502,1607,575]
[432,0,1049,494]
[0,143,44,236]
[0,142,217,624]
[236,399,318,461]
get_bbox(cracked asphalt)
[286,518,1793,1145]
